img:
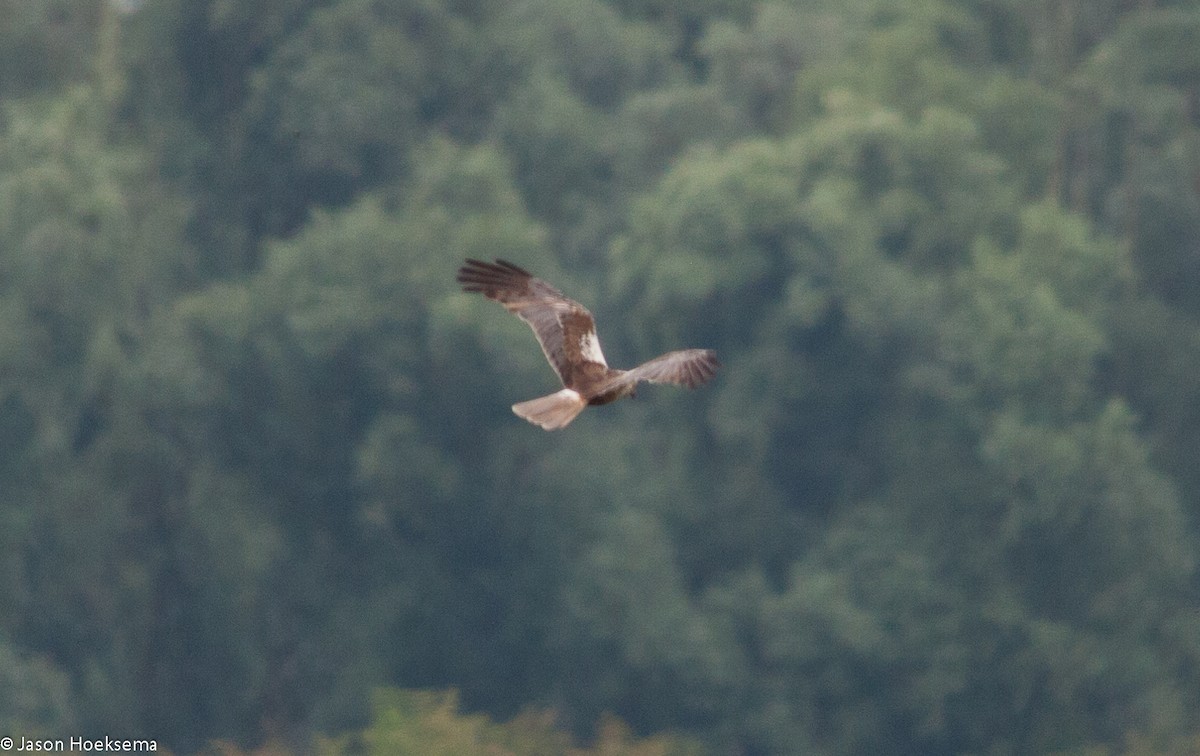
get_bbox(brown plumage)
[457,259,720,429]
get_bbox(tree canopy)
[3,0,1200,753]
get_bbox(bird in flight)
[457,259,720,430]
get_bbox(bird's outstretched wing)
[456,259,607,387]
[614,349,721,389]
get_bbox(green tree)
[0,638,77,738]
[5,0,1200,752]
[0,0,107,96]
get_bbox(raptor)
[457,259,720,429]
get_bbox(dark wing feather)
[457,259,602,386]
[618,349,720,389]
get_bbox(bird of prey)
[457,259,720,430]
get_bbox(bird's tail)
[512,388,587,430]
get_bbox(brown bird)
[457,259,720,430]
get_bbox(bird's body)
[456,259,719,429]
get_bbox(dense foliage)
[3,0,1200,753]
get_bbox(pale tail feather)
[512,388,587,430]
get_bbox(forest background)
[3,0,1200,753]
